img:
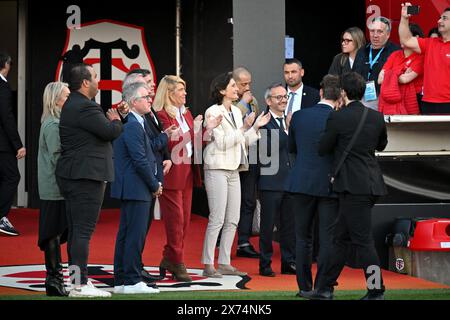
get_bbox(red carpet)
[0,209,448,295]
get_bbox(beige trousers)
[201,169,241,265]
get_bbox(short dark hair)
[68,63,93,91]
[320,75,341,101]
[341,72,366,101]
[409,23,424,38]
[445,7,450,12]
[284,58,302,68]
[127,68,151,77]
[209,72,233,105]
[428,27,440,37]
[0,51,11,69]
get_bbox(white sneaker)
[113,285,124,294]
[123,281,160,294]
[68,281,112,298]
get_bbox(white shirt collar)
[131,110,145,129]
[0,74,7,82]
[287,83,303,95]
[269,109,284,120]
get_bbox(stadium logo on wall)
[55,20,156,108]
[0,265,250,293]
[395,258,405,272]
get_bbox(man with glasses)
[399,3,450,114]
[0,52,26,236]
[353,16,400,110]
[257,83,296,277]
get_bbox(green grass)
[1,289,450,300]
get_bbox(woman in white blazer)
[201,72,270,277]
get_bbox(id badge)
[364,81,377,102]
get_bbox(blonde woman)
[38,82,70,296]
[328,27,366,75]
[153,75,221,282]
[201,72,270,277]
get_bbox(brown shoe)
[218,264,247,276]
[159,257,175,278]
[172,263,192,282]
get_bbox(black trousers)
[420,101,450,114]
[259,191,295,269]
[293,193,338,291]
[320,193,384,293]
[237,164,258,246]
[0,152,20,219]
[57,177,106,285]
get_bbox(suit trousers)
[202,169,241,265]
[0,152,20,219]
[237,164,258,246]
[159,168,193,264]
[114,200,151,286]
[259,191,296,269]
[293,193,338,291]
[57,177,106,285]
[140,198,155,268]
[320,193,384,293]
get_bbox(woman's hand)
[243,112,256,131]
[205,114,223,131]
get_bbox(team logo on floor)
[0,265,250,293]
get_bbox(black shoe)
[360,291,385,300]
[0,217,19,236]
[299,289,334,300]
[281,262,296,274]
[236,245,260,258]
[141,268,164,283]
[259,267,275,277]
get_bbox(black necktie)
[277,117,285,132]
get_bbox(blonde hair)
[41,82,68,123]
[152,75,187,118]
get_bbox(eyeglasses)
[342,38,353,44]
[270,94,289,101]
[136,95,152,101]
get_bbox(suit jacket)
[318,101,388,196]
[143,109,169,184]
[157,108,202,190]
[111,113,160,201]
[0,79,23,153]
[286,103,335,197]
[353,41,401,94]
[258,109,291,192]
[300,85,321,110]
[203,104,260,171]
[56,91,123,182]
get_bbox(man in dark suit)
[311,72,388,300]
[56,63,123,298]
[111,82,162,295]
[0,52,26,236]
[257,83,296,277]
[283,58,320,117]
[286,75,341,297]
[122,69,173,283]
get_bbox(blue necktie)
[287,92,296,114]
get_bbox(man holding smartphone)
[399,3,450,114]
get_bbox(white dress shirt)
[131,110,145,130]
[269,110,287,134]
[286,84,304,115]
[175,105,193,158]
[0,74,7,82]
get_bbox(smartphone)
[407,5,420,15]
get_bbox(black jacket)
[0,79,23,153]
[56,91,123,182]
[318,101,388,196]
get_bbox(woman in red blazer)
[153,75,221,282]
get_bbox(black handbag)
[329,106,369,186]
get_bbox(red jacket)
[157,108,202,190]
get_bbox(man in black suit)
[56,63,123,298]
[0,52,26,236]
[122,69,172,283]
[311,72,388,300]
[283,58,320,117]
[286,75,341,297]
[257,83,296,277]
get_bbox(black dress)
[38,200,68,250]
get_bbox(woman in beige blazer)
[201,72,270,277]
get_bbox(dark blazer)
[258,109,292,192]
[111,113,160,201]
[328,53,353,76]
[300,85,321,110]
[353,41,401,94]
[318,101,388,196]
[56,91,123,182]
[0,79,23,153]
[286,103,335,197]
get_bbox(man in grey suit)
[56,63,123,298]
